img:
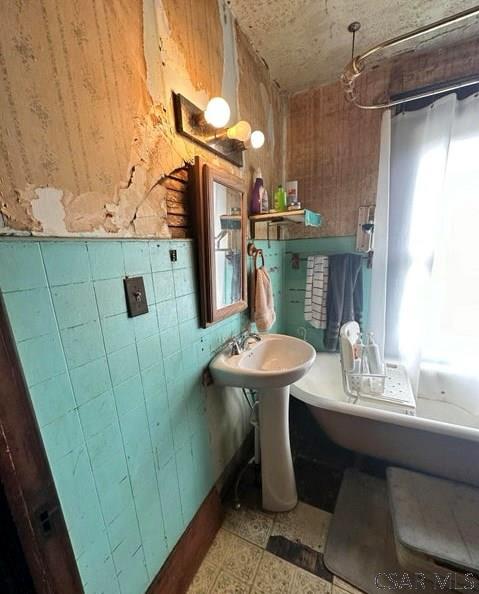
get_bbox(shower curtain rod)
[341,5,479,110]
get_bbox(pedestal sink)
[210,334,316,511]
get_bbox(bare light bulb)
[251,130,265,149]
[227,120,252,142]
[204,97,231,128]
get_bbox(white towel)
[304,255,329,329]
[254,267,276,332]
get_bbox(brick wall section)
[286,37,479,238]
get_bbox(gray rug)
[323,469,458,594]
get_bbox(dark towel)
[325,254,363,351]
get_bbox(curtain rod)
[341,5,479,110]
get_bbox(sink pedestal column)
[258,386,297,512]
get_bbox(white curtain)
[369,111,391,357]
[385,92,479,393]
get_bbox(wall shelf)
[249,209,322,240]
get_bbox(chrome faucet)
[239,332,261,351]
[229,332,261,356]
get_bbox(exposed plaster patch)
[62,190,116,235]
[0,185,42,232]
[32,187,67,235]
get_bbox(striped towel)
[304,255,329,329]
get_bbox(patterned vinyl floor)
[187,499,363,594]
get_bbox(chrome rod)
[360,6,479,65]
[341,6,479,109]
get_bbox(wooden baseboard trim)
[147,487,224,594]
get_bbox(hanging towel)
[254,267,276,332]
[304,255,329,329]
[325,254,363,352]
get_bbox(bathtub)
[291,353,479,486]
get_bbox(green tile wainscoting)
[0,238,283,594]
[282,237,372,351]
[0,236,368,594]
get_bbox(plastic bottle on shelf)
[250,169,263,214]
[260,186,269,213]
[273,185,287,212]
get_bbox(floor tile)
[292,568,332,594]
[211,571,250,594]
[187,562,220,594]
[205,529,262,584]
[253,551,295,594]
[271,502,331,553]
[223,506,274,548]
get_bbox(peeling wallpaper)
[0,0,286,238]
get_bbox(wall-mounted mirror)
[193,157,247,327]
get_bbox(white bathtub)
[291,353,479,486]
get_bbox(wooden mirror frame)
[192,157,247,327]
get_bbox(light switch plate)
[124,276,149,317]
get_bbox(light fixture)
[250,130,265,149]
[227,120,252,142]
[204,97,231,128]
[173,93,267,167]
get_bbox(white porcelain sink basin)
[210,333,316,389]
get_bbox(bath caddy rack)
[343,363,415,411]
[339,322,416,414]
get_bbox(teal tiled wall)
[282,236,371,350]
[0,238,282,594]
